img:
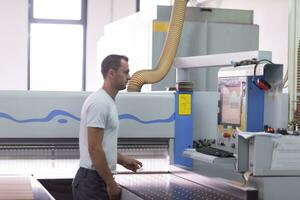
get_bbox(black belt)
[79,167,98,176]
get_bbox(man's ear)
[107,68,115,78]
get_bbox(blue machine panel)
[174,92,193,167]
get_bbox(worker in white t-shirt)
[72,54,142,200]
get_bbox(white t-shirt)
[79,89,119,172]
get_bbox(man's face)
[112,59,130,91]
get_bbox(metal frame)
[136,0,140,12]
[288,0,300,122]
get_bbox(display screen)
[219,78,243,126]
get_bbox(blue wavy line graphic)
[119,113,175,124]
[0,109,80,124]
[0,110,175,124]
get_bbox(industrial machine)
[0,90,257,199]
[216,59,284,153]
[98,6,259,92]
[0,91,87,179]
[0,91,182,175]
[176,49,300,200]
[117,165,257,200]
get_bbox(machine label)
[153,21,169,32]
[178,94,191,115]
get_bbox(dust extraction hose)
[127,0,188,92]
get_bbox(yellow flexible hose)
[127,0,188,92]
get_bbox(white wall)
[0,0,28,90]
[0,0,136,91]
[200,0,289,73]
[86,0,136,91]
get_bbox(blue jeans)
[72,167,109,200]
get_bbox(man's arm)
[88,127,120,199]
[117,153,143,172]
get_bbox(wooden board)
[0,176,34,200]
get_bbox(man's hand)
[118,154,143,172]
[124,157,143,172]
[106,181,121,200]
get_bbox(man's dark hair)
[101,54,128,78]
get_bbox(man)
[72,54,143,200]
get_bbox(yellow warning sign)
[153,21,169,32]
[178,94,191,115]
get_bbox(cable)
[231,58,274,68]
[252,59,274,78]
